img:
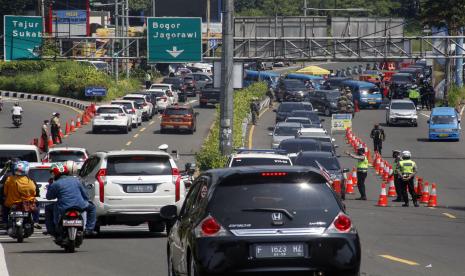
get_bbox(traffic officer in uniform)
[391,150,403,202]
[397,151,419,207]
[408,85,421,108]
[346,147,368,200]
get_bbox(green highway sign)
[147,17,202,63]
[3,15,43,61]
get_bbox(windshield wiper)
[242,208,294,220]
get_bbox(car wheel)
[160,128,166,134]
[333,271,360,276]
[148,221,165,233]
[92,127,99,134]
[122,126,129,134]
[413,122,418,127]
[129,125,132,132]
[324,107,331,116]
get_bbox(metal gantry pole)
[219,0,234,155]
[115,0,119,82]
[125,0,130,77]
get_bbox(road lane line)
[460,105,465,117]
[419,112,430,118]
[133,133,139,138]
[442,212,456,219]
[248,125,255,149]
[149,121,155,125]
[0,243,9,276]
[126,141,132,146]
[379,255,419,266]
[140,127,146,132]
[189,99,198,104]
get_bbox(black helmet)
[357,147,365,155]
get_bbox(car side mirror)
[343,168,350,173]
[160,205,178,220]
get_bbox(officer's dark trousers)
[394,175,402,200]
[401,177,417,205]
[373,140,382,155]
[357,171,367,199]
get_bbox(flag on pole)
[315,160,332,183]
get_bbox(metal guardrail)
[0,90,89,111]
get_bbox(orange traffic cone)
[427,183,437,207]
[387,176,397,197]
[377,182,388,207]
[70,119,76,132]
[346,177,355,194]
[351,168,358,186]
[367,149,373,164]
[65,121,70,136]
[82,113,89,125]
[76,115,82,128]
[420,181,430,204]
[59,128,64,138]
[416,177,423,195]
[332,179,342,195]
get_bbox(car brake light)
[66,211,79,217]
[194,216,228,237]
[327,212,353,233]
[261,172,287,177]
[96,169,106,203]
[172,168,180,202]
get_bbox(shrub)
[196,82,268,170]
[447,85,465,108]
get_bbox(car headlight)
[330,102,337,107]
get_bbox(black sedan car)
[307,90,341,116]
[290,110,323,128]
[275,79,310,102]
[161,166,361,276]
[274,102,314,123]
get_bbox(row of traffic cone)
[345,128,373,164]
[377,180,437,207]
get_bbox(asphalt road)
[250,102,465,276]
[0,97,216,276]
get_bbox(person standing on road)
[391,150,403,202]
[370,124,385,155]
[428,85,435,110]
[345,147,368,200]
[145,71,152,89]
[250,98,260,125]
[266,88,274,108]
[397,151,419,207]
[420,83,428,110]
[50,113,62,144]
[41,120,49,153]
[408,85,420,108]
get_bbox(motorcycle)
[181,162,196,191]
[12,115,22,127]
[54,208,85,253]
[7,204,34,243]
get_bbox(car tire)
[199,103,207,108]
[92,127,99,134]
[160,128,166,134]
[132,123,137,128]
[122,126,129,134]
[129,125,132,132]
[333,271,360,276]
[148,221,165,233]
[324,107,331,116]
[413,122,418,127]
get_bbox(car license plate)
[254,243,306,258]
[62,219,83,227]
[439,134,449,137]
[104,116,114,120]
[126,185,154,193]
[368,101,376,104]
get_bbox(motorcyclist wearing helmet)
[44,162,97,237]
[397,151,419,207]
[3,161,40,228]
[11,102,23,123]
[345,147,369,200]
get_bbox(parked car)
[386,99,418,126]
[162,77,184,92]
[278,138,322,160]
[390,73,416,98]
[43,147,89,169]
[341,80,383,109]
[226,149,292,167]
[289,110,323,128]
[270,122,302,148]
[122,94,154,121]
[275,79,310,102]
[160,104,198,134]
[307,90,341,116]
[79,150,186,233]
[92,105,132,134]
[111,100,143,127]
[285,117,313,127]
[161,166,361,276]
[148,89,177,110]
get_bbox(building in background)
[46,0,90,37]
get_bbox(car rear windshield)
[326,91,341,99]
[106,155,172,176]
[152,91,166,98]
[360,87,380,94]
[231,158,290,167]
[291,111,319,122]
[294,156,340,170]
[391,102,415,110]
[97,107,123,114]
[274,126,300,136]
[278,103,305,112]
[392,75,412,82]
[210,178,338,212]
[164,108,191,115]
[163,79,182,85]
[431,115,458,125]
[0,150,39,167]
[123,97,145,104]
[112,102,133,110]
[49,151,86,162]
[279,141,320,153]
[286,118,311,124]
[28,168,51,183]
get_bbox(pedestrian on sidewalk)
[345,147,368,200]
[50,113,62,144]
[41,120,49,153]
[370,124,385,155]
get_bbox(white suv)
[226,149,293,167]
[111,100,143,127]
[78,150,185,233]
[122,94,154,121]
[386,99,418,127]
[92,105,132,134]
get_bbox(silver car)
[386,99,418,127]
[269,122,302,148]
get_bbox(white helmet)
[64,160,79,176]
[401,151,411,159]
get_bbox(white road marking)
[149,121,155,125]
[133,133,139,138]
[460,105,465,117]
[419,112,430,118]
[140,127,146,132]
[126,141,132,146]
[442,212,457,219]
[0,243,9,276]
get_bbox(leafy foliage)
[448,85,465,107]
[420,0,465,34]
[196,82,268,171]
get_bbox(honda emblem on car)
[271,212,284,226]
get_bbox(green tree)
[128,0,151,12]
[420,0,465,34]
[0,0,31,31]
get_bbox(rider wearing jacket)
[44,162,97,236]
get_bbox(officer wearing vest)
[397,150,419,207]
[346,147,368,200]
[408,85,421,108]
[391,150,403,202]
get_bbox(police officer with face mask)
[391,150,403,202]
[346,147,369,200]
[397,151,419,207]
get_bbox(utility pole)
[115,0,119,82]
[304,0,307,16]
[125,0,130,78]
[219,0,234,155]
[152,0,156,16]
[207,0,211,56]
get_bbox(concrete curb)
[0,90,91,111]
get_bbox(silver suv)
[78,150,185,233]
[386,99,418,127]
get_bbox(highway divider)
[196,82,268,170]
[0,90,90,111]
